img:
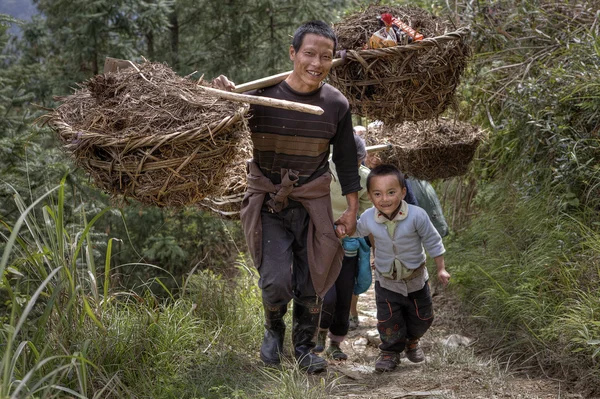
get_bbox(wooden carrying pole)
[366,144,392,153]
[199,86,323,115]
[103,57,324,115]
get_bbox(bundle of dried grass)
[330,5,471,125]
[365,119,484,181]
[198,132,252,218]
[44,62,249,207]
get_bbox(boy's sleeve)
[416,208,445,257]
[351,208,371,238]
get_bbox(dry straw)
[43,62,249,207]
[365,119,484,181]
[330,5,471,125]
[198,132,251,218]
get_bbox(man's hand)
[334,208,357,238]
[212,75,236,91]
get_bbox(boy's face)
[288,33,334,93]
[368,174,407,217]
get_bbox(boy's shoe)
[313,330,327,353]
[348,315,359,330]
[375,351,400,372]
[405,339,425,363]
[326,342,348,360]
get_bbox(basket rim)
[340,27,470,61]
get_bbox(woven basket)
[198,132,252,218]
[44,62,250,207]
[365,119,484,181]
[330,5,471,125]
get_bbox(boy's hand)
[212,75,236,91]
[335,208,357,237]
[335,224,346,238]
[437,269,451,287]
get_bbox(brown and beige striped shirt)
[248,81,361,196]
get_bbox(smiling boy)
[338,164,450,372]
[213,22,361,373]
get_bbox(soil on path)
[321,281,580,399]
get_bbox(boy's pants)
[375,280,434,353]
[320,254,358,337]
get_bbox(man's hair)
[367,164,406,192]
[292,21,337,53]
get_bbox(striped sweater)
[248,81,361,196]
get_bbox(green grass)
[0,179,343,398]
[443,177,600,393]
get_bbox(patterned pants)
[375,280,434,353]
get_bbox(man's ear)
[289,45,296,61]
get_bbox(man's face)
[287,33,334,93]
[368,174,407,218]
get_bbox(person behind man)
[213,21,361,373]
[313,133,372,360]
[336,164,450,372]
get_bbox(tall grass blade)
[0,186,59,278]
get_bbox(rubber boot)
[292,299,328,373]
[326,341,348,360]
[313,329,328,353]
[259,302,287,367]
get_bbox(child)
[314,132,372,360]
[336,164,450,372]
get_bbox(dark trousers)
[257,206,317,307]
[375,280,434,353]
[320,254,358,337]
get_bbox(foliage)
[436,0,600,394]
[454,0,600,207]
[445,179,600,393]
[0,179,289,398]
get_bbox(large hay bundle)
[45,62,249,207]
[330,5,471,124]
[365,119,484,181]
[198,132,251,218]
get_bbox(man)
[214,21,360,373]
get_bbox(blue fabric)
[404,179,419,206]
[342,236,360,252]
[353,237,373,295]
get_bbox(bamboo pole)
[199,86,323,115]
[366,144,392,153]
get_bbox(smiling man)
[213,21,360,373]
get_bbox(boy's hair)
[292,21,337,54]
[367,164,406,191]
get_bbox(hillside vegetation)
[0,0,599,397]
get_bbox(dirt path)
[322,282,578,399]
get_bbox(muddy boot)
[405,338,425,363]
[313,329,327,354]
[375,351,400,372]
[326,342,348,360]
[259,302,287,367]
[292,299,328,373]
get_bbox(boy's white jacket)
[354,202,445,277]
